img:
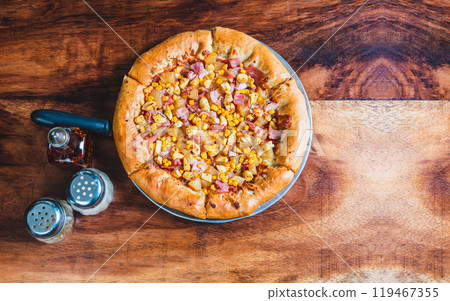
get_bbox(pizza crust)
[213,27,290,89]
[130,164,207,219]
[237,166,294,216]
[212,27,259,63]
[113,76,151,174]
[272,78,311,173]
[206,192,240,219]
[128,29,213,86]
[206,166,294,218]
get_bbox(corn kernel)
[190,77,199,86]
[155,85,162,91]
[265,116,272,122]
[201,152,207,159]
[172,136,177,142]
[173,95,179,100]
[144,86,154,93]
[216,78,223,84]
[169,104,174,110]
[239,63,243,67]
[224,129,231,137]
[202,123,208,130]
[134,115,145,124]
[189,99,195,105]
[268,109,275,115]
[240,69,246,74]
[162,96,169,101]
[188,113,195,121]
[211,104,218,111]
[243,171,253,182]
[222,64,228,70]
[209,73,215,79]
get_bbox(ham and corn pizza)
[113,27,310,219]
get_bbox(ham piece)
[246,65,265,85]
[147,130,164,143]
[180,69,196,80]
[215,180,230,193]
[190,62,205,74]
[228,58,241,68]
[233,92,245,106]
[268,127,282,139]
[176,107,189,121]
[163,95,174,106]
[211,124,225,131]
[264,102,278,112]
[210,89,223,105]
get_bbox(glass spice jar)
[25,198,74,244]
[47,127,93,168]
[66,168,114,215]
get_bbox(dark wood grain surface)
[0,0,448,282]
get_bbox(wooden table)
[0,0,448,282]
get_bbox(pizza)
[113,27,310,219]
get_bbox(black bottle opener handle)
[31,109,112,136]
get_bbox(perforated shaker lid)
[67,169,105,208]
[25,198,65,239]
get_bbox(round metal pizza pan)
[132,42,313,223]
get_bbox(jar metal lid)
[48,127,69,148]
[67,169,105,208]
[25,198,65,239]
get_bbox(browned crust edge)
[213,27,290,89]
[128,29,213,86]
[206,166,294,218]
[130,164,207,219]
[113,75,151,175]
[272,78,311,173]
